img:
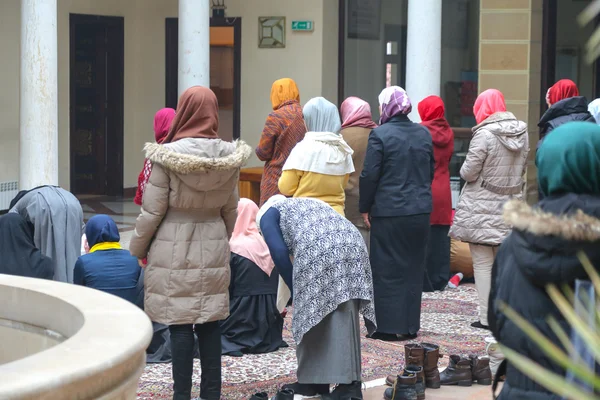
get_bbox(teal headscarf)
[537,121,600,197]
[302,97,342,133]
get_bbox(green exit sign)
[292,20,314,32]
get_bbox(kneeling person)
[74,215,141,304]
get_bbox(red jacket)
[422,118,454,225]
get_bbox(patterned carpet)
[136,284,490,399]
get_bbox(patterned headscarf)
[378,86,412,125]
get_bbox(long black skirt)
[423,225,451,292]
[220,294,285,354]
[370,214,430,335]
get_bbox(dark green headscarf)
[537,121,600,197]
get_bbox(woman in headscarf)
[256,78,307,206]
[418,95,455,292]
[74,214,141,304]
[489,121,600,399]
[359,86,434,341]
[279,97,354,216]
[129,86,252,400]
[0,213,53,280]
[10,186,84,283]
[220,198,285,356]
[340,96,378,247]
[450,89,529,330]
[134,108,176,206]
[257,195,376,399]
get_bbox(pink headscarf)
[153,108,176,143]
[473,89,507,125]
[229,198,275,276]
[340,97,378,129]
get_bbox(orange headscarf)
[270,78,300,110]
[229,198,275,276]
[163,86,219,143]
[473,89,507,125]
[547,79,579,106]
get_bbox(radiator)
[0,181,19,211]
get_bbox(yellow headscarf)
[270,78,300,110]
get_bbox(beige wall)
[479,0,543,202]
[0,0,337,190]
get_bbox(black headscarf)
[0,213,54,280]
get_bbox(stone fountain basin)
[0,274,152,399]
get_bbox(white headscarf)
[282,97,355,176]
[588,98,600,125]
[256,194,287,232]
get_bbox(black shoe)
[366,332,400,341]
[396,333,418,341]
[281,382,329,396]
[249,393,268,400]
[224,351,244,357]
[279,340,290,349]
[272,389,294,400]
[321,381,362,399]
[471,321,490,330]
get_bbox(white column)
[178,0,210,96]
[405,0,442,122]
[20,0,58,189]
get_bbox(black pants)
[169,322,222,400]
[423,225,451,292]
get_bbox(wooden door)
[70,14,124,196]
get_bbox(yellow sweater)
[278,169,349,216]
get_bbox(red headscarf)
[473,89,507,125]
[418,95,446,121]
[340,97,378,129]
[134,108,176,206]
[547,79,579,106]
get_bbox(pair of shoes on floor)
[321,381,363,399]
[471,321,490,330]
[249,382,328,399]
[386,342,442,392]
[249,390,293,400]
[439,355,492,387]
[366,332,418,342]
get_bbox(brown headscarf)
[163,86,219,143]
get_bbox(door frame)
[165,17,242,140]
[69,14,124,196]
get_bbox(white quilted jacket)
[450,112,529,246]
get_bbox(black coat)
[489,194,600,400]
[359,114,434,217]
[537,96,595,148]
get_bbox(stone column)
[478,1,544,202]
[405,0,442,122]
[178,0,210,96]
[20,0,58,189]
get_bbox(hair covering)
[229,198,275,276]
[135,108,177,206]
[303,97,342,133]
[418,95,446,122]
[0,213,54,280]
[163,86,219,143]
[340,96,378,129]
[537,121,600,197]
[588,98,600,125]
[85,215,121,248]
[378,86,412,124]
[547,79,580,106]
[256,194,287,231]
[473,89,507,125]
[270,78,300,110]
[153,108,176,143]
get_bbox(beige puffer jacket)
[129,138,252,326]
[449,112,529,246]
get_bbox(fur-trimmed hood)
[502,194,600,285]
[145,138,252,174]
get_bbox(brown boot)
[421,342,441,389]
[439,355,473,386]
[470,355,492,385]
[386,343,425,386]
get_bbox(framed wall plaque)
[259,16,286,48]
